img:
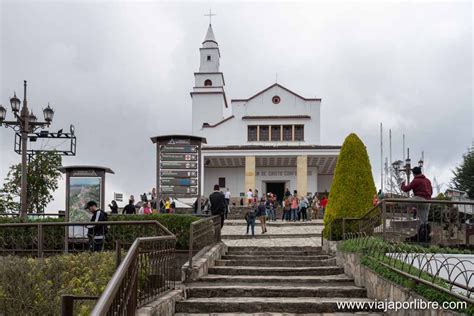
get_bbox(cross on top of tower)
[204,9,216,25]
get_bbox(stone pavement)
[221,220,323,247]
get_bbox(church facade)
[191,24,340,200]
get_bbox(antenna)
[380,123,383,192]
[389,129,392,193]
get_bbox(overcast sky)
[0,0,472,211]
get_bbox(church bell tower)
[191,21,228,135]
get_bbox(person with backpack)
[85,201,108,252]
[283,197,291,221]
[299,196,309,221]
[245,205,256,236]
[265,194,274,222]
[256,198,268,234]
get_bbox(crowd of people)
[107,188,180,215]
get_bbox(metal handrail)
[187,215,221,278]
[90,235,176,315]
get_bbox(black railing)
[343,234,473,305]
[186,215,222,280]
[90,235,176,315]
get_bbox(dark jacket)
[401,174,433,200]
[123,204,136,214]
[88,210,108,237]
[209,191,226,215]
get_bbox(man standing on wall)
[401,167,433,242]
[210,184,226,228]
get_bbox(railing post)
[342,218,346,240]
[60,295,74,316]
[382,200,387,241]
[37,223,44,258]
[115,240,121,268]
[187,224,194,280]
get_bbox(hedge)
[0,252,116,315]
[323,133,376,239]
[0,214,199,253]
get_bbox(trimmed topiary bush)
[323,133,376,239]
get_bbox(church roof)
[202,24,218,48]
[231,83,321,103]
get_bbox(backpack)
[246,208,256,221]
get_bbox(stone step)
[175,297,381,313]
[185,284,367,298]
[222,233,322,239]
[221,254,331,261]
[227,250,324,256]
[224,220,323,226]
[175,313,383,316]
[208,266,344,276]
[198,274,355,285]
[215,258,337,267]
[227,246,322,252]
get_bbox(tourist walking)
[123,199,136,214]
[245,205,256,236]
[320,196,328,218]
[283,197,291,221]
[85,201,107,252]
[165,198,171,213]
[265,193,274,221]
[138,201,152,215]
[108,200,118,214]
[311,196,320,220]
[209,184,226,228]
[256,198,267,234]
[224,188,231,219]
[299,196,308,221]
[290,192,299,222]
[246,189,254,206]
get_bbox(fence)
[89,235,176,315]
[343,234,474,305]
[0,220,171,257]
[326,198,474,247]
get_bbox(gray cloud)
[0,1,472,211]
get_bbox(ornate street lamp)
[0,81,55,217]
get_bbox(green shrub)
[0,252,115,315]
[323,133,376,239]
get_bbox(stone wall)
[336,251,462,316]
[182,242,227,282]
[136,289,184,316]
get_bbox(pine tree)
[323,133,376,239]
[452,148,474,198]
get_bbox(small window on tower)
[207,55,211,61]
[204,79,212,86]
[295,125,304,141]
[248,126,257,141]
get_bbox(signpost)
[151,135,206,212]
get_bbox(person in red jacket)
[401,167,433,242]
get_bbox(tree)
[0,152,62,213]
[451,148,474,198]
[323,133,376,239]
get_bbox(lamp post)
[0,81,55,218]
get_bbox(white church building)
[192,23,340,201]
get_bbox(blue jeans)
[290,208,297,221]
[246,216,255,235]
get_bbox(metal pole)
[380,123,383,193]
[382,200,387,241]
[389,129,392,194]
[60,295,74,316]
[20,81,29,218]
[37,223,44,258]
[187,224,194,280]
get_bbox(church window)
[248,126,257,141]
[283,125,292,141]
[259,125,269,141]
[272,96,281,104]
[207,55,211,61]
[295,125,304,141]
[204,79,212,86]
[271,126,281,141]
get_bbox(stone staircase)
[175,246,381,315]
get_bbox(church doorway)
[266,182,286,202]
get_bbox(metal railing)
[0,220,171,257]
[90,235,176,315]
[343,234,473,305]
[186,215,222,280]
[0,212,65,218]
[326,198,474,247]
